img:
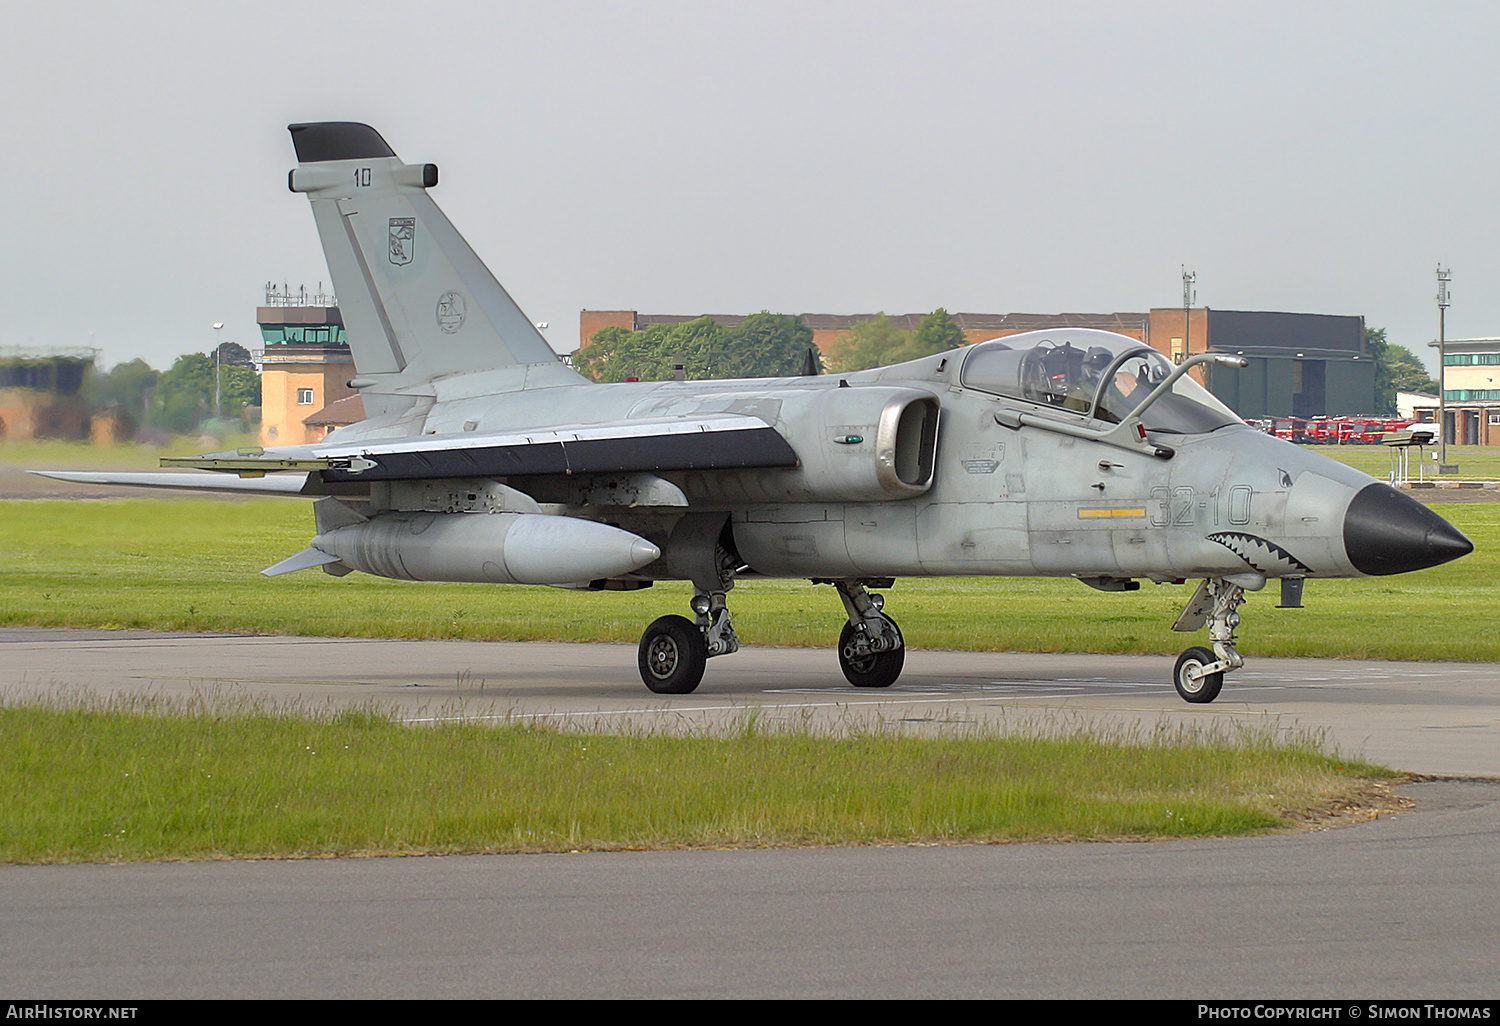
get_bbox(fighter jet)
[39,122,1473,703]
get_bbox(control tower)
[257,283,362,445]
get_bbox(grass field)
[1298,444,1500,481]
[0,495,1491,661]
[0,435,263,470]
[0,440,1492,658]
[0,696,1394,862]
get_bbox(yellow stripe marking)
[1077,508,1147,519]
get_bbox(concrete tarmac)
[3,628,1498,775]
[4,629,1500,998]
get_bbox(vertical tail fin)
[287,123,583,396]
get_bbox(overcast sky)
[4,0,1496,373]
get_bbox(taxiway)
[3,628,1497,775]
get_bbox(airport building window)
[260,324,349,347]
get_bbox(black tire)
[638,615,707,695]
[1173,646,1224,703]
[838,619,905,688]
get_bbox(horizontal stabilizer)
[30,471,312,495]
[261,547,346,577]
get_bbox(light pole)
[1181,266,1196,364]
[212,322,225,424]
[1435,267,1451,467]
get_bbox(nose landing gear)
[1171,577,1251,703]
[838,619,905,687]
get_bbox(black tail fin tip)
[288,123,396,163]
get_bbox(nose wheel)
[1172,646,1224,703]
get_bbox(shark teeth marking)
[1206,531,1313,575]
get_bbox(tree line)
[87,342,261,437]
[576,309,969,382]
[78,320,1433,438]
[1365,328,1439,416]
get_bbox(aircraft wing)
[29,471,315,495]
[168,414,800,484]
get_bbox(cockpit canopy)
[958,329,1243,435]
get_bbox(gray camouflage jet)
[40,123,1474,703]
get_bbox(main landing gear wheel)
[1173,646,1224,704]
[838,619,905,688]
[639,615,707,695]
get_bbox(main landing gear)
[638,590,737,694]
[1170,577,1251,703]
[824,578,905,688]
[635,578,908,694]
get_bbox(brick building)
[579,307,1374,419]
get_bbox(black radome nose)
[1343,483,1474,576]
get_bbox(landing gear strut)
[636,589,739,695]
[637,515,744,695]
[822,578,905,688]
[1170,577,1250,703]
